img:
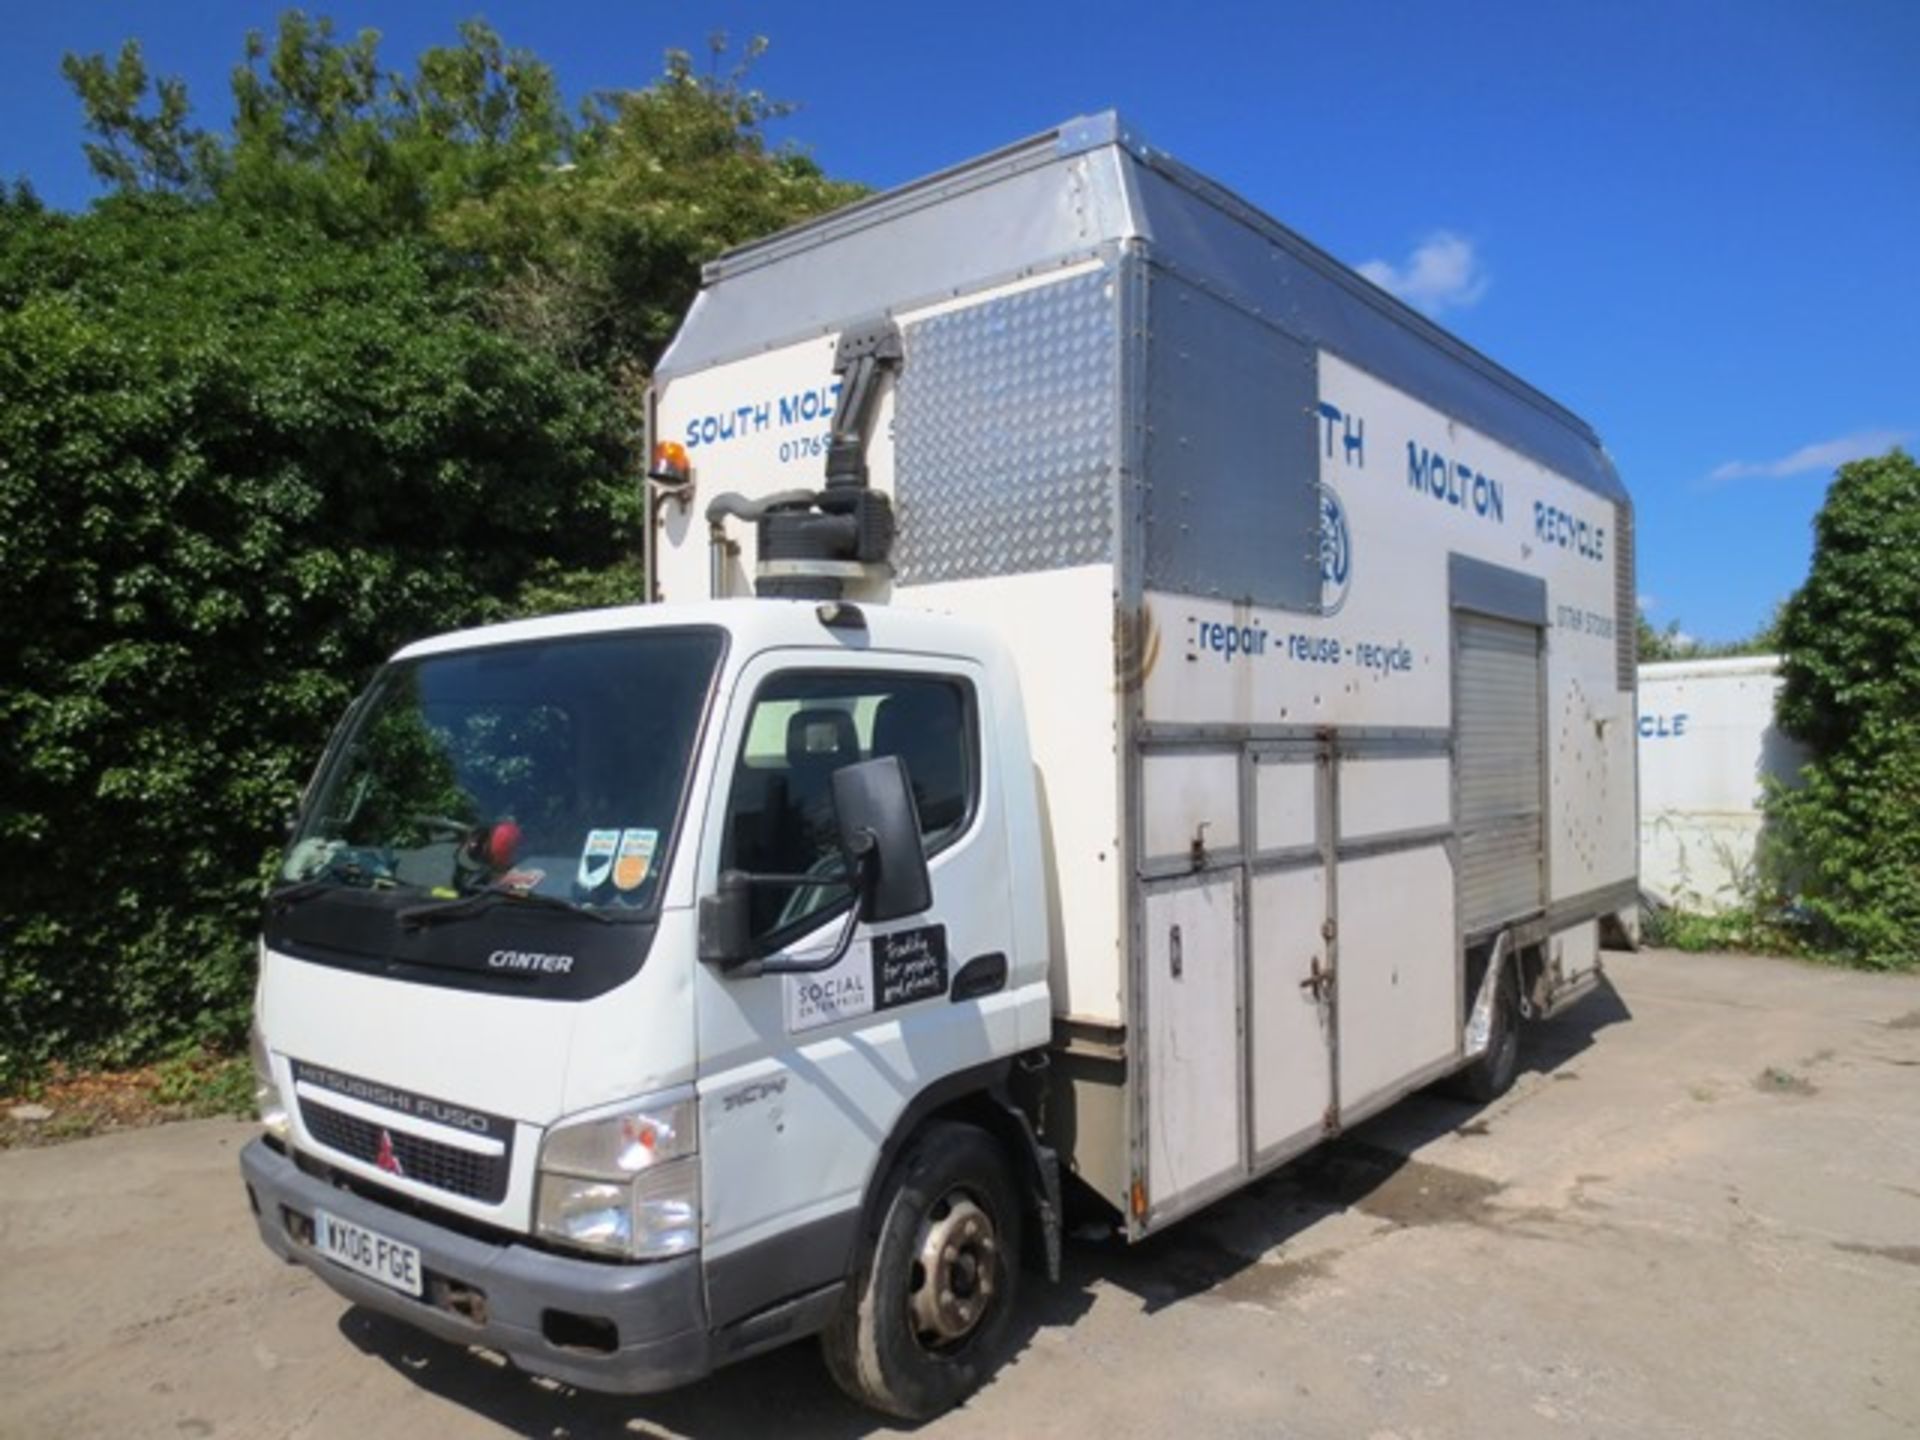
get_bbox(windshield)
[282,628,724,915]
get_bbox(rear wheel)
[1452,962,1521,1102]
[821,1122,1023,1420]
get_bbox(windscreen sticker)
[577,829,621,890]
[612,829,659,891]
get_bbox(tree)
[1765,449,1920,968]
[1636,602,1785,663]
[61,42,219,196]
[0,197,628,1080]
[1637,613,1689,662]
[63,15,570,231]
[500,40,864,380]
[1,16,865,1082]
[63,19,864,388]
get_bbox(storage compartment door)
[1456,612,1545,932]
[1336,844,1459,1113]
[1543,919,1602,1009]
[1248,864,1332,1159]
[1143,876,1243,1217]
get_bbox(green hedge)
[0,196,632,1083]
[0,18,868,1088]
[1766,449,1920,969]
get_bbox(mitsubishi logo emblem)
[375,1129,405,1177]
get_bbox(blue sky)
[5,1,1915,643]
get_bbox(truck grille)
[299,1098,512,1203]
[289,1060,515,1206]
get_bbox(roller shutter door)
[1456,613,1544,932]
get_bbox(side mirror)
[696,754,933,976]
[832,755,932,923]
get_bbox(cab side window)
[722,672,975,946]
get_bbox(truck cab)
[243,599,1055,1419]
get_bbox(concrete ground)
[3,948,1918,1440]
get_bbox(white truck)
[242,113,1638,1419]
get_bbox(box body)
[653,114,1636,1230]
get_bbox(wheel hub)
[908,1194,998,1349]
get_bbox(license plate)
[313,1208,423,1298]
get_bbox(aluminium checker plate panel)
[892,268,1119,585]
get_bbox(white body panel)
[1549,918,1603,995]
[1335,846,1459,1115]
[1637,656,1803,912]
[1254,753,1319,852]
[1340,754,1450,840]
[1141,751,1240,867]
[909,568,1125,1022]
[1247,863,1332,1157]
[1142,877,1242,1205]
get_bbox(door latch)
[1300,954,1334,1001]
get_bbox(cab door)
[688,651,1020,1321]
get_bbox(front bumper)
[240,1138,711,1393]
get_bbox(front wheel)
[821,1121,1023,1420]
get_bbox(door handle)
[1169,923,1183,980]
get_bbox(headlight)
[249,1020,290,1142]
[535,1090,699,1259]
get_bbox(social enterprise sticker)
[612,829,659,891]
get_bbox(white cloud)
[1638,593,1658,613]
[1708,429,1911,483]
[1356,232,1489,316]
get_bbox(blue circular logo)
[1319,483,1352,615]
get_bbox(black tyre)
[821,1121,1023,1420]
[1451,963,1521,1102]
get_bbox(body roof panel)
[657,110,1626,505]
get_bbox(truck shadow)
[337,1238,1096,1438]
[337,978,1629,1435]
[1520,976,1632,1076]
[1085,975,1633,1314]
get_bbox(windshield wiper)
[397,883,612,930]
[266,873,379,913]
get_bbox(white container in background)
[1637,655,1805,911]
